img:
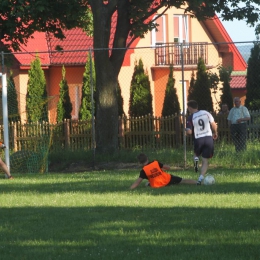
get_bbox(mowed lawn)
[1,168,259,260]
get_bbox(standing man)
[218,103,229,115]
[185,100,218,185]
[227,97,250,152]
[217,103,229,141]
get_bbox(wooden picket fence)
[1,110,260,152]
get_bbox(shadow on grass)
[1,206,259,260]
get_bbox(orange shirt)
[142,161,171,188]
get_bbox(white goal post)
[0,72,10,175]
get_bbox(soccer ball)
[204,175,215,185]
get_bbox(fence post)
[12,122,18,152]
[64,119,70,149]
[118,116,125,149]
[175,114,181,147]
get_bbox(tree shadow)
[1,206,259,259]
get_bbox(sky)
[220,19,257,43]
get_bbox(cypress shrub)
[245,42,260,110]
[129,59,153,117]
[7,71,20,122]
[57,66,73,122]
[191,58,213,112]
[26,55,48,122]
[161,65,180,116]
[79,52,96,120]
[218,66,233,111]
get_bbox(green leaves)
[0,0,90,50]
[57,65,73,122]
[245,42,260,110]
[26,55,48,122]
[79,53,95,121]
[161,65,180,116]
[129,59,153,117]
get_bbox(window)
[151,15,166,47]
[173,15,189,43]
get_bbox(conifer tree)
[192,58,213,112]
[26,55,48,122]
[218,66,233,110]
[187,71,196,102]
[57,66,73,122]
[79,53,95,120]
[117,82,125,116]
[245,42,260,110]
[161,65,180,116]
[7,71,20,122]
[129,59,153,117]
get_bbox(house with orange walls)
[5,6,247,122]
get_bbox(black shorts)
[166,175,182,185]
[194,136,214,159]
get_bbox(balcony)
[155,42,208,66]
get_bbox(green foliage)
[0,0,90,51]
[161,65,180,116]
[117,82,125,117]
[245,42,260,110]
[57,66,73,122]
[79,53,95,121]
[188,71,196,102]
[26,56,48,122]
[2,0,260,51]
[7,71,20,122]
[191,58,213,112]
[218,66,233,110]
[129,59,153,117]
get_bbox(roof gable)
[202,15,247,71]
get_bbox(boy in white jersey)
[185,100,218,185]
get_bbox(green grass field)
[1,168,259,260]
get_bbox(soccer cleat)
[7,175,14,180]
[145,182,150,187]
[196,180,202,185]
[194,157,199,172]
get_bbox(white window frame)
[151,15,166,47]
[174,15,189,43]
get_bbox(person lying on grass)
[130,153,196,189]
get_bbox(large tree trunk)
[90,0,129,154]
[95,63,119,154]
[89,0,130,154]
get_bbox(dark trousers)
[230,123,247,152]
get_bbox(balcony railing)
[155,42,208,66]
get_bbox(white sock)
[198,175,204,182]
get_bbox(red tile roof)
[13,28,93,68]
[13,31,51,67]
[47,28,93,65]
[230,75,246,89]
